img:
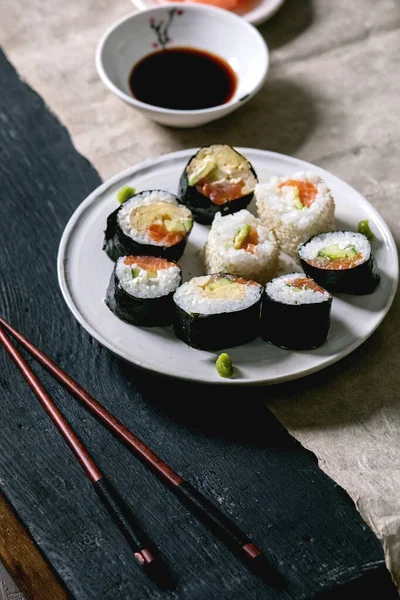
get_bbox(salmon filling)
[243,227,258,253]
[279,180,318,208]
[123,256,176,270]
[128,201,192,247]
[187,145,256,206]
[196,180,245,205]
[308,254,363,270]
[288,277,325,293]
[147,223,185,246]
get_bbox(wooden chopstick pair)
[0,317,265,577]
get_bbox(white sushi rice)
[118,191,187,246]
[255,172,335,259]
[299,231,370,264]
[174,275,262,315]
[116,257,181,299]
[266,273,331,305]
[202,210,279,285]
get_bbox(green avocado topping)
[317,244,357,260]
[216,353,233,378]
[233,224,251,250]
[358,219,375,241]
[131,267,140,278]
[117,186,136,204]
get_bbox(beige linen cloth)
[1,0,400,596]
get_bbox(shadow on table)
[118,360,311,452]
[265,292,400,429]
[166,77,318,158]
[259,0,314,51]
[117,288,400,438]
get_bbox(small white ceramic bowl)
[96,4,269,128]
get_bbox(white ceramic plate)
[129,0,286,27]
[57,148,398,385]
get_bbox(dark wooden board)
[0,490,68,600]
[0,48,396,599]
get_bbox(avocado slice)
[207,277,233,291]
[293,187,304,210]
[187,157,216,186]
[183,218,193,232]
[147,271,158,279]
[318,244,357,260]
[164,219,185,233]
[131,267,140,278]
[164,218,193,233]
[233,224,251,250]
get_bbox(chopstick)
[0,317,265,569]
[0,323,156,569]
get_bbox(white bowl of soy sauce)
[96,4,269,128]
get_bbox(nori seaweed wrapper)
[103,191,191,262]
[173,297,262,350]
[106,263,181,327]
[260,293,332,350]
[178,147,257,225]
[299,233,381,295]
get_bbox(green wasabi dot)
[216,353,233,378]
[358,219,375,241]
[117,186,136,204]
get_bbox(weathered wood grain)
[0,48,397,599]
[0,491,67,600]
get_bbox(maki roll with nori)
[103,190,193,261]
[255,172,335,260]
[106,256,182,326]
[202,209,279,285]
[261,273,332,350]
[178,145,257,224]
[173,274,263,350]
[299,231,380,294]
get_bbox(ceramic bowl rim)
[95,4,269,116]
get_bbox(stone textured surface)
[1,0,400,595]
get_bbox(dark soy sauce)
[129,47,238,110]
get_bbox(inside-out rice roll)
[202,209,279,285]
[255,172,335,259]
[104,189,193,262]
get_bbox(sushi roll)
[173,274,263,350]
[202,210,279,285]
[255,172,335,259]
[261,273,332,350]
[178,145,258,224]
[106,256,182,326]
[103,190,193,262]
[298,231,380,294]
